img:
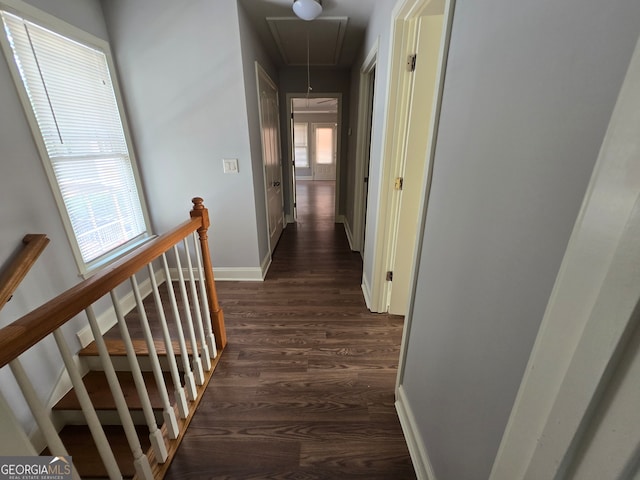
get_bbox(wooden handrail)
[0,234,50,309]
[0,198,226,369]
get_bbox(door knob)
[273,181,281,187]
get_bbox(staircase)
[47,313,221,478]
[0,198,227,480]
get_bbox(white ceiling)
[238,0,378,67]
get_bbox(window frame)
[0,0,152,275]
[293,121,310,168]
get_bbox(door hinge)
[364,176,369,183]
[407,54,417,72]
[294,202,297,208]
[291,112,294,119]
[386,271,393,281]
[394,177,404,190]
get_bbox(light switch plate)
[223,158,239,174]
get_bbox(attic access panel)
[266,17,348,66]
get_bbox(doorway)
[368,0,450,314]
[353,43,378,256]
[289,95,340,221]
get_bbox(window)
[293,122,309,168]
[0,8,149,273]
[314,125,336,165]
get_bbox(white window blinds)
[293,122,309,168]
[1,11,147,265]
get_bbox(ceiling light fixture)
[292,0,323,21]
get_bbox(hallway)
[164,180,415,479]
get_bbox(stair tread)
[79,338,195,357]
[45,425,150,478]
[54,370,175,411]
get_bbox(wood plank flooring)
[163,180,416,479]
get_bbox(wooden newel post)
[190,197,227,349]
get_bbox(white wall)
[101,0,263,271]
[0,0,109,434]
[398,0,640,479]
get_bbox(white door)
[311,123,336,181]
[388,15,444,314]
[256,63,284,253]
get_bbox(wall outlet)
[223,158,239,174]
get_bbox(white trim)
[352,40,379,253]
[260,251,272,280]
[343,217,356,251]
[286,92,343,222]
[168,266,266,282]
[75,268,166,348]
[490,35,640,479]
[335,214,345,224]
[361,274,372,310]
[396,385,437,480]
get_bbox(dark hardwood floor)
[163,180,416,479]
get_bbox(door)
[388,14,444,314]
[311,123,337,181]
[256,63,284,253]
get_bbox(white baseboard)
[335,214,345,224]
[344,218,356,251]
[260,252,272,280]
[168,266,265,282]
[286,214,295,224]
[75,268,166,348]
[396,385,437,480]
[361,275,372,310]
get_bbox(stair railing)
[0,197,227,480]
[0,233,50,309]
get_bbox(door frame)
[368,0,453,313]
[310,122,337,181]
[285,92,342,223]
[351,40,378,254]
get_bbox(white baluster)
[147,262,189,419]
[109,290,168,463]
[130,273,180,439]
[172,245,204,386]
[85,306,154,480]
[9,358,82,480]
[161,253,198,401]
[52,329,122,480]
[183,238,211,371]
[192,232,217,359]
